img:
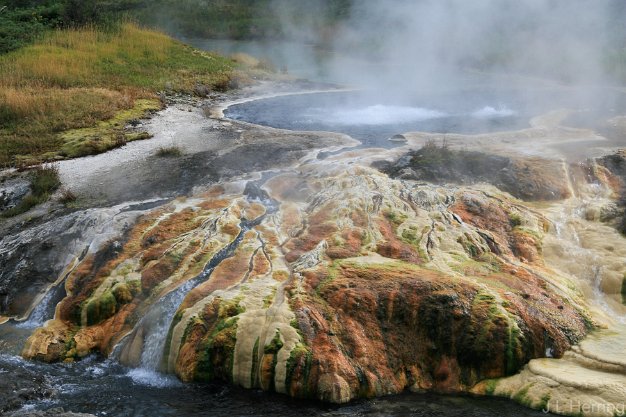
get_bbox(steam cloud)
[273,0,624,97]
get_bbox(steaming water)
[226,87,626,149]
[471,105,516,118]
[323,104,516,125]
[320,105,448,125]
[225,90,544,148]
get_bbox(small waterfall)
[15,283,66,329]
[120,187,279,386]
[15,290,56,329]
[125,275,204,387]
[139,280,198,370]
[544,176,626,323]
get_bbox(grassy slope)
[0,22,234,167]
[134,0,351,40]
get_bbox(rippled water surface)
[0,351,550,417]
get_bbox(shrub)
[30,164,62,196]
[155,145,182,157]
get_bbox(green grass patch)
[85,289,117,326]
[58,188,78,206]
[250,336,260,387]
[285,342,313,395]
[194,316,239,382]
[484,379,498,395]
[537,394,551,411]
[264,330,284,354]
[509,213,522,227]
[384,210,407,227]
[512,384,533,408]
[0,23,235,167]
[263,329,284,392]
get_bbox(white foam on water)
[471,105,516,118]
[85,364,108,377]
[320,105,447,125]
[15,289,56,329]
[58,383,85,395]
[126,368,182,388]
[17,398,58,412]
[115,276,206,387]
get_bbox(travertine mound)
[22,167,591,404]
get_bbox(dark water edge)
[0,353,551,417]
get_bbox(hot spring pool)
[225,88,626,148]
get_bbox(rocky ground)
[1,80,626,416]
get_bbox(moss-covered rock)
[84,290,117,326]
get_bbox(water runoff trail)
[120,186,279,387]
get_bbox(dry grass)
[155,145,183,157]
[0,23,235,167]
[1,87,133,129]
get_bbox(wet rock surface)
[0,357,56,415]
[475,325,626,417]
[0,82,356,322]
[55,112,353,207]
[0,176,30,214]
[596,149,626,233]
[0,204,152,319]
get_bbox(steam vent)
[1,1,626,416]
